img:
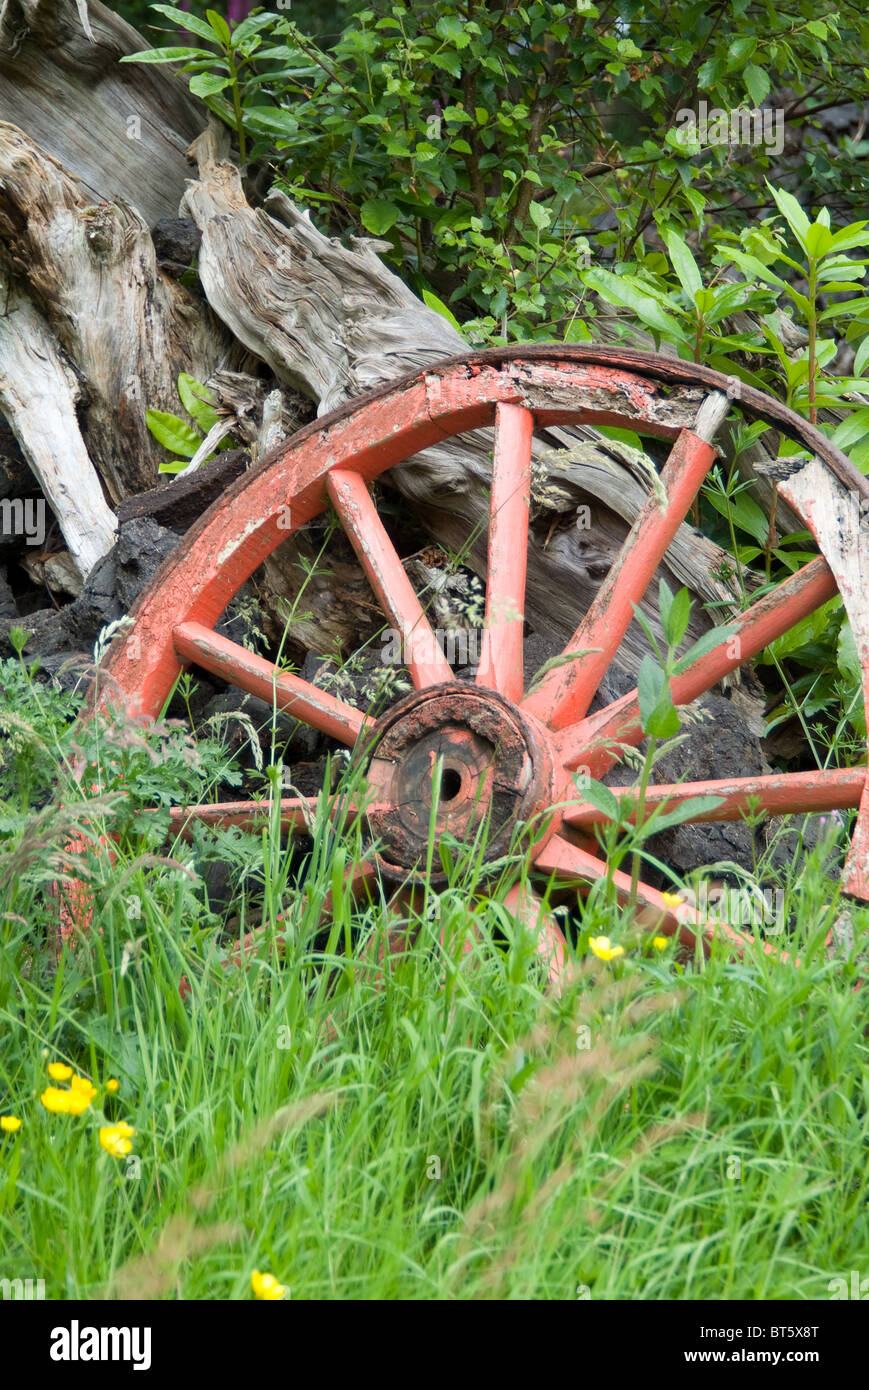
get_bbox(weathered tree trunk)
[0,255,116,575]
[0,0,204,226]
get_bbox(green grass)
[0,655,867,1301]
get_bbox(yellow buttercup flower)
[1,1115,22,1133]
[40,1078,96,1115]
[99,1123,135,1158]
[251,1270,286,1301]
[105,1079,120,1093]
[661,891,683,909]
[64,1090,95,1115]
[64,1076,98,1113]
[652,936,669,951]
[47,1062,73,1081]
[588,936,624,962]
[41,1086,74,1114]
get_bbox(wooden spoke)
[503,881,568,992]
[476,402,534,701]
[327,467,453,688]
[172,620,370,747]
[165,797,318,840]
[533,834,797,963]
[555,556,838,773]
[564,766,866,829]
[440,913,484,962]
[178,860,380,1000]
[230,862,378,968]
[844,776,869,902]
[523,426,719,729]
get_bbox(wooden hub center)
[361,684,555,885]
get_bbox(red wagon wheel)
[82,346,869,985]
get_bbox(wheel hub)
[361,684,556,884]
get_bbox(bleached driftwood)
[0,122,242,505]
[0,261,116,576]
[0,0,203,227]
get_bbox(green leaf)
[564,317,593,343]
[849,438,869,470]
[432,50,461,77]
[673,624,737,675]
[421,288,462,333]
[638,654,667,730]
[815,257,868,281]
[728,36,757,65]
[177,374,218,433]
[658,577,674,636]
[435,14,471,47]
[837,618,862,688]
[758,598,841,664]
[805,222,834,259]
[744,63,770,106]
[631,601,664,663]
[704,489,769,544]
[837,620,866,735]
[189,73,232,98]
[766,182,811,253]
[119,47,215,64]
[854,337,869,378]
[662,228,702,302]
[829,409,869,451]
[359,198,401,235]
[148,5,220,43]
[598,426,643,448]
[575,778,622,822]
[583,268,689,344]
[665,586,692,649]
[206,9,231,46]
[146,410,202,458]
[243,106,299,139]
[529,202,552,231]
[647,795,725,833]
[704,282,753,324]
[232,12,276,46]
[683,187,707,222]
[816,297,869,322]
[645,699,681,739]
[827,222,869,253]
[697,56,724,86]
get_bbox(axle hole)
[440,767,463,802]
